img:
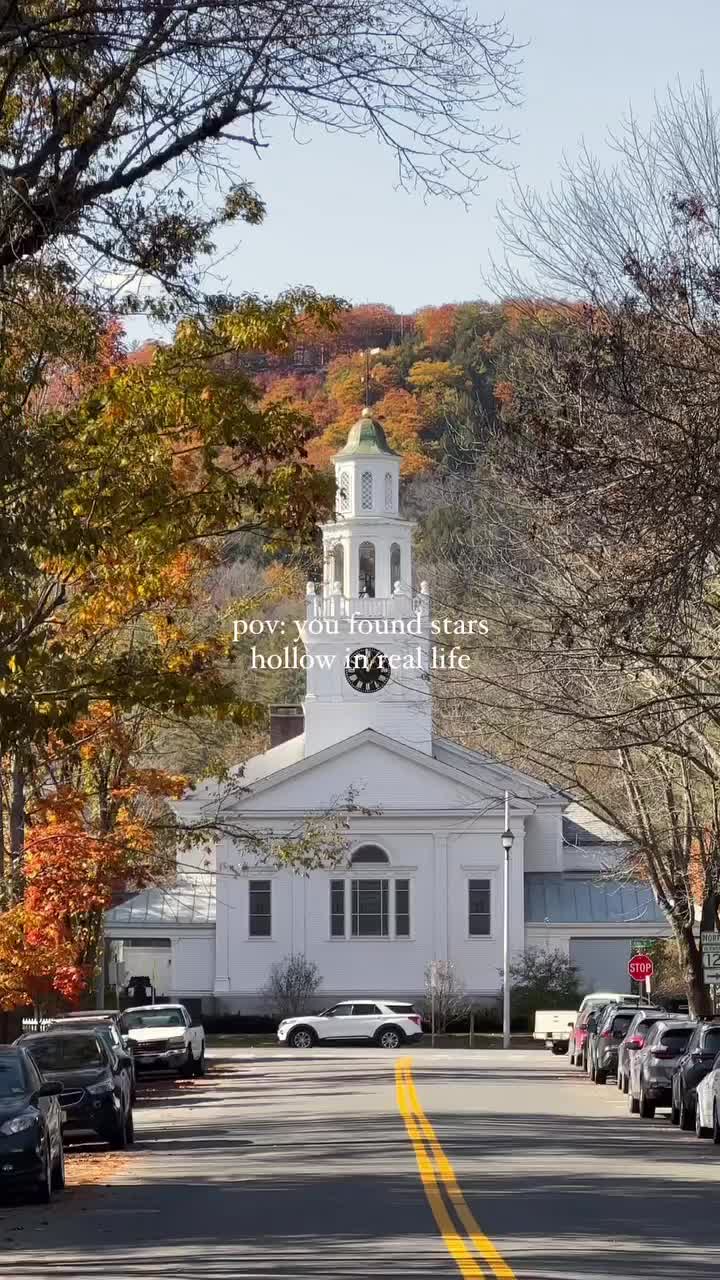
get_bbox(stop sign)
[628,953,654,981]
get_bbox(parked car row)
[0,1002,206,1204]
[568,990,720,1145]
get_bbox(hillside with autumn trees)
[231,300,529,476]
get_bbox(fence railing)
[21,1016,53,1032]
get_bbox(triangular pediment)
[223,729,538,815]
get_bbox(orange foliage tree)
[0,705,185,1011]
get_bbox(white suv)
[278,1000,424,1049]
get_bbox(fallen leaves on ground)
[65,1149,129,1187]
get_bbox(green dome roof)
[334,408,399,459]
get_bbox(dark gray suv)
[588,1004,640,1084]
[616,1009,671,1094]
[628,1019,696,1118]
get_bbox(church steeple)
[301,412,432,756]
[326,409,407,598]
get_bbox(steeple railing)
[306,591,428,621]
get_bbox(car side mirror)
[33,1081,62,1099]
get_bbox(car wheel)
[638,1087,655,1119]
[569,1052,576,1066]
[671,1095,680,1125]
[712,1103,720,1145]
[622,1073,629,1095]
[288,1026,316,1049]
[51,1139,65,1191]
[33,1143,52,1203]
[696,1103,711,1139]
[616,1071,623,1092]
[376,1026,404,1050]
[180,1048,194,1078]
[193,1046,207,1077]
[679,1096,694,1131]
[629,1088,640,1115]
[108,1115,128,1150]
[595,1069,607,1085]
[125,1109,135,1145]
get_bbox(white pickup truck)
[533,1009,578,1055]
[121,1003,206,1077]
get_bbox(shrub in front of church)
[505,948,583,1031]
[261,954,322,1021]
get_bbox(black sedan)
[17,1030,133,1149]
[671,1020,720,1130]
[0,1044,64,1203]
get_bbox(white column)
[433,835,449,962]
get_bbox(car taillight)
[601,1030,612,1039]
[409,1014,422,1026]
[626,1036,643,1049]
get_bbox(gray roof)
[525,873,667,925]
[105,880,216,927]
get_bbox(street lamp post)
[502,789,515,1050]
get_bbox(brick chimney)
[269,705,304,747]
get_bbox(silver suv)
[628,1019,696,1118]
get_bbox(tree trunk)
[674,923,712,1017]
[700,891,720,933]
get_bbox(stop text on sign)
[628,953,654,981]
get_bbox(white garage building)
[105,412,670,1012]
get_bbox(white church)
[105,411,670,1014]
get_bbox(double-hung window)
[352,879,388,936]
[468,878,491,936]
[249,879,272,937]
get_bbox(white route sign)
[701,932,720,981]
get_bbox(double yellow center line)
[395,1057,516,1279]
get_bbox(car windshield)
[122,1009,184,1030]
[661,1028,694,1050]
[24,1036,103,1071]
[612,1015,634,1035]
[0,1055,27,1097]
[705,1028,720,1054]
[637,1017,661,1033]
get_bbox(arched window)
[337,471,349,513]
[332,543,344,592]
[384,472,393,510]
[390,543,401,592]
[361,470,373,510]
[351,845,389,864]
[358,541,375,597]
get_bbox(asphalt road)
[2,1046,719,1279]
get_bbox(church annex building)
[105,411,670,1013]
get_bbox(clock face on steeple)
[344,647,391,694]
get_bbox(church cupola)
[332,407,400,520]
[302,408,431,756]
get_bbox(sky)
[128,0,720,343]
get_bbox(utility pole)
[502,791,515,1050]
